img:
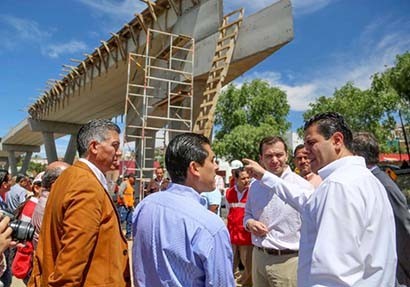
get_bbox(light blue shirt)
[6,184,28,212]
[132,183,234,287]
[201,188,222,216]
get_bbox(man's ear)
[332,132,344,151]
[88,140,99,155]
[188,161,201,177]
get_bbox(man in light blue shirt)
[132,133,235,287]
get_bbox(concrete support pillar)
[42,132,58,164]
[20,152,33,174]
[64,134,77,164]
[7,151,17,176]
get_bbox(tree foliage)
[301,82,400,151]
[213,80,290,160]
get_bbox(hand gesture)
[242,158,266,180]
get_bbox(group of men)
[0,111,406,287]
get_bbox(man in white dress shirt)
[244,112,397,286]
[244,136,313,286]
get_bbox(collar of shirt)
[78,158,108,190]
[234,184,248,201]
[318,156,365,180]
[165,183,207,207]
[280,166,293,179]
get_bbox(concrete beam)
[1,143,40,153]
[28,119,82,134]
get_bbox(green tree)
[213,80,290,160]
[301,82,400,151]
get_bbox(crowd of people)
[0,112,408,287]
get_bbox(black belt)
[255,246,298,256]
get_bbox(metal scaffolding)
[123,28,194,200]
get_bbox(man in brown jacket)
[29,119,130,287]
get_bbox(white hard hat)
[230,160,243,169]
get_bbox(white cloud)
[75,0,145,22]
[43,40,88,58]
[291,0,335,16]
[0,14,51,51]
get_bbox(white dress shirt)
[244,166,313,250]
[78,158,108,190]
[259,156,397,286]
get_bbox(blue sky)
[1,0,409,155]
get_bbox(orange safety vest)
[123,180,134,208]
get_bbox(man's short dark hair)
[351,132,379,166]
[77,119,121,157]
[128,174,135,180]
[42,167,66,189]
[304,112,353,151]
[259,136,288,156]
[16,173,27,184]
[293,144,305,157]
[165,133,210,184]
[233,167,246,178]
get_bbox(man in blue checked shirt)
[132,133,235,287]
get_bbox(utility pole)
[399,110,410,162]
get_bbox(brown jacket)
[28,161,131,287]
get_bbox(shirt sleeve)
[47,185,104,286]
[259,171,312,212]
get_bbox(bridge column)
[42,132,58,164]
[64,134,77,164]
[1,144,40,176]
[20,152,33,174]
[7,151,17,175]
[28,119,82,164]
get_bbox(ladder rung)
[215,44,231,53]
[218,32,237,43]
[203,88,219,95]
[200,101,215,108]
[213,55,227,62]
[223,8,244,19]
[219,18,243,31]
[207,76,223,83]
[196,116,209,121]
[210,66,225,73]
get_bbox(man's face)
[304,124,337,173]
[294,147,312,177]
[196,144,218,192]
[259,141,288,176]
[128,177,135,185]
[155,168,164,180]
[236,170,250,192]
[94,130,122,173]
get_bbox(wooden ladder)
[193,8,244,138]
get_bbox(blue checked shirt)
[132,183,235,287]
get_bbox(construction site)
[0,0,294,197]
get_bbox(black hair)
[165,133,210,184]
[304,112,353,151]
[259,136,288,156]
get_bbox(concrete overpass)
[0,0,293,174]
